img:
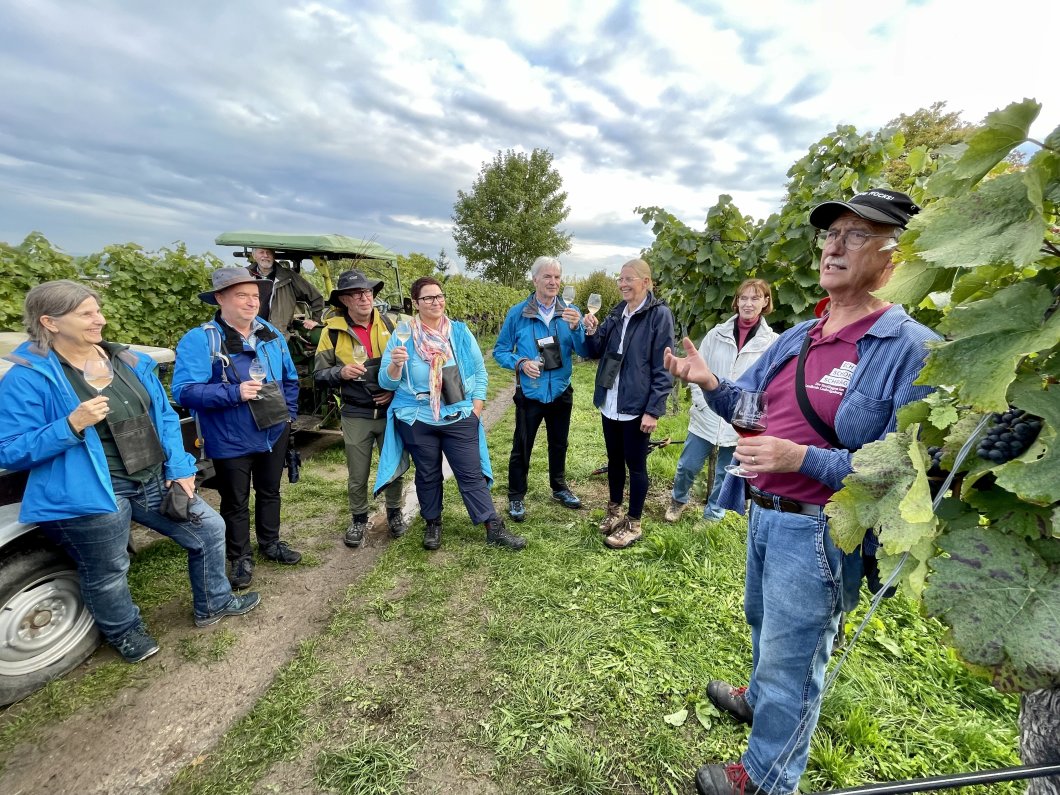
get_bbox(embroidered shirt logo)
[810,360,856,395]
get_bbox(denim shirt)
[706,305,940,513]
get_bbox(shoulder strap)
[795,331,844,449]
[200,322,231,383]
[378,311,396,333]
[329,327,341,350]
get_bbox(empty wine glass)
[586,293,602,316]
[562,285,576,305]
[83,358,113,394]
[726,391,768,479]
[248,358,267,400]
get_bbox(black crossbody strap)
[795,331,844,450]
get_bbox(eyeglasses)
[346,290,374,301]
[416,294,446,305]
[616,276,645,284]
[817,229,898,251]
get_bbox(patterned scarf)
[412,315,453,420]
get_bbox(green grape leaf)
[924,527,1060,691]
[994,376,1060,505]
[926,99,1040,195]
[826,429,937,555]
[914,173,1047,270]
[1045,122,1060,152]
[919,283,1060,412]
[964,484,1055,541]
[950,263,1015,305]
[874,257,949,306]
[1023,149,1060,213]
[897,398,931,432]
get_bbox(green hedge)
[440,275,526,335]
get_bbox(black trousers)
[212,425,290,561]
[395,414,497,526]
[507,386,573,500]
[601,415,650,519]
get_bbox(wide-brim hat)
[809,188,921,230]
[329,269,384,307]
[199,267,273,305]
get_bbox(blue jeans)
[741,504,843,795]
[39,475,234,641]
[670,431,732,520]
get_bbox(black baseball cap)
[809,188,921,230]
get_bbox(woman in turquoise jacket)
[372,277,524,552]
[0,281,259,666]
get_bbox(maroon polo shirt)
[753,306,890,504]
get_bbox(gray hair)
[23,280,101,351]
[530,256,562,279]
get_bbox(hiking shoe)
[551,489,582,509]
[114,624,160,664]
[195,591,262,627]
[508,499,526,522]
[598,502,624,534]
[387,508,408,538]
[229,556,254,590]
[706,679,754,726]
[695,762,764,795]
[423,519,442,551]
[665,498,687,523]
[604,516,642,549]
[344,521,367,548]
[485,516,527,551]
[261,540,302,564]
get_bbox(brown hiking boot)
[604,516,642,549]
[598,502,624,535]
[664,498,687,523]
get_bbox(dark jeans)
[212,425,290,561]
[601,415,650,519]
[38,474,232,641]
[507,386,573,500]
[396,414,496,525]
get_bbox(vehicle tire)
[0,544,101,706]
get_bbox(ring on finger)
[751,455,757,465]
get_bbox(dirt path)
[0,385,516,795]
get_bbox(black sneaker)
[344,521,367,548]
[551,489,582,509]
[706,679,754,726]
[485,516,526,551]
[508,499,526,522]
[195,592,262,627]
[114,624,160,664]
[261,540,302,564]
[423,519,442,551]
[387,508,408,538]
[695,762,764,795]
[229,556,254,590]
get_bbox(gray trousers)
[341,413,403,517]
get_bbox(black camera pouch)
[107,413,165,475]
[595,351,624,390]
[440,365,466,405]
[537,337,563,371]
[248,381,290,430]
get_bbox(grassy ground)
[165,358,1019,795]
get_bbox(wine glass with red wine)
[726,391,767,479]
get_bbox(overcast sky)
[1,0,1057,277]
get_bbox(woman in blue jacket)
[0,281,259,665]
[583,259,674,549]
[373,277,525,552]
[172,268,302,590]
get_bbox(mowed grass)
[167,356,1019,795]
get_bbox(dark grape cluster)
[976,408,1043,464]
[926,445,945,477]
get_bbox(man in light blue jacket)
[494,256,587,522]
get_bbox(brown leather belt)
[748,485,823,517]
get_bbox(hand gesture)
[664,337,717,390]
[561,306,581,329]
[522,359,541,379]
[389,346,409,367]
[302,318,319,330]
[583,314,599,335]
[239,380,263,401]
[640,413,658,434]
[68,396,110,432]
[166,475,197,499]
[372,390,395,406]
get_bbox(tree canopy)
[451,148,572,287]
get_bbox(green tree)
[436,248,452,276]
[451,148,572,287]
[884,101,974,189]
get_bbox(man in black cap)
[314,270,406,547]
[665,189,940,795]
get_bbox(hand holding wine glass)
[726,391,767,479]
[83,358,113,394]
[393,320,413,389]
[247,358,267,400]
[350,342,368,381]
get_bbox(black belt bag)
[107,412,165,474]
[595,351,624,390]
[537,337,563,371]
[362,356,385,394]
[248,381,290,430]
[440,364,466,405]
